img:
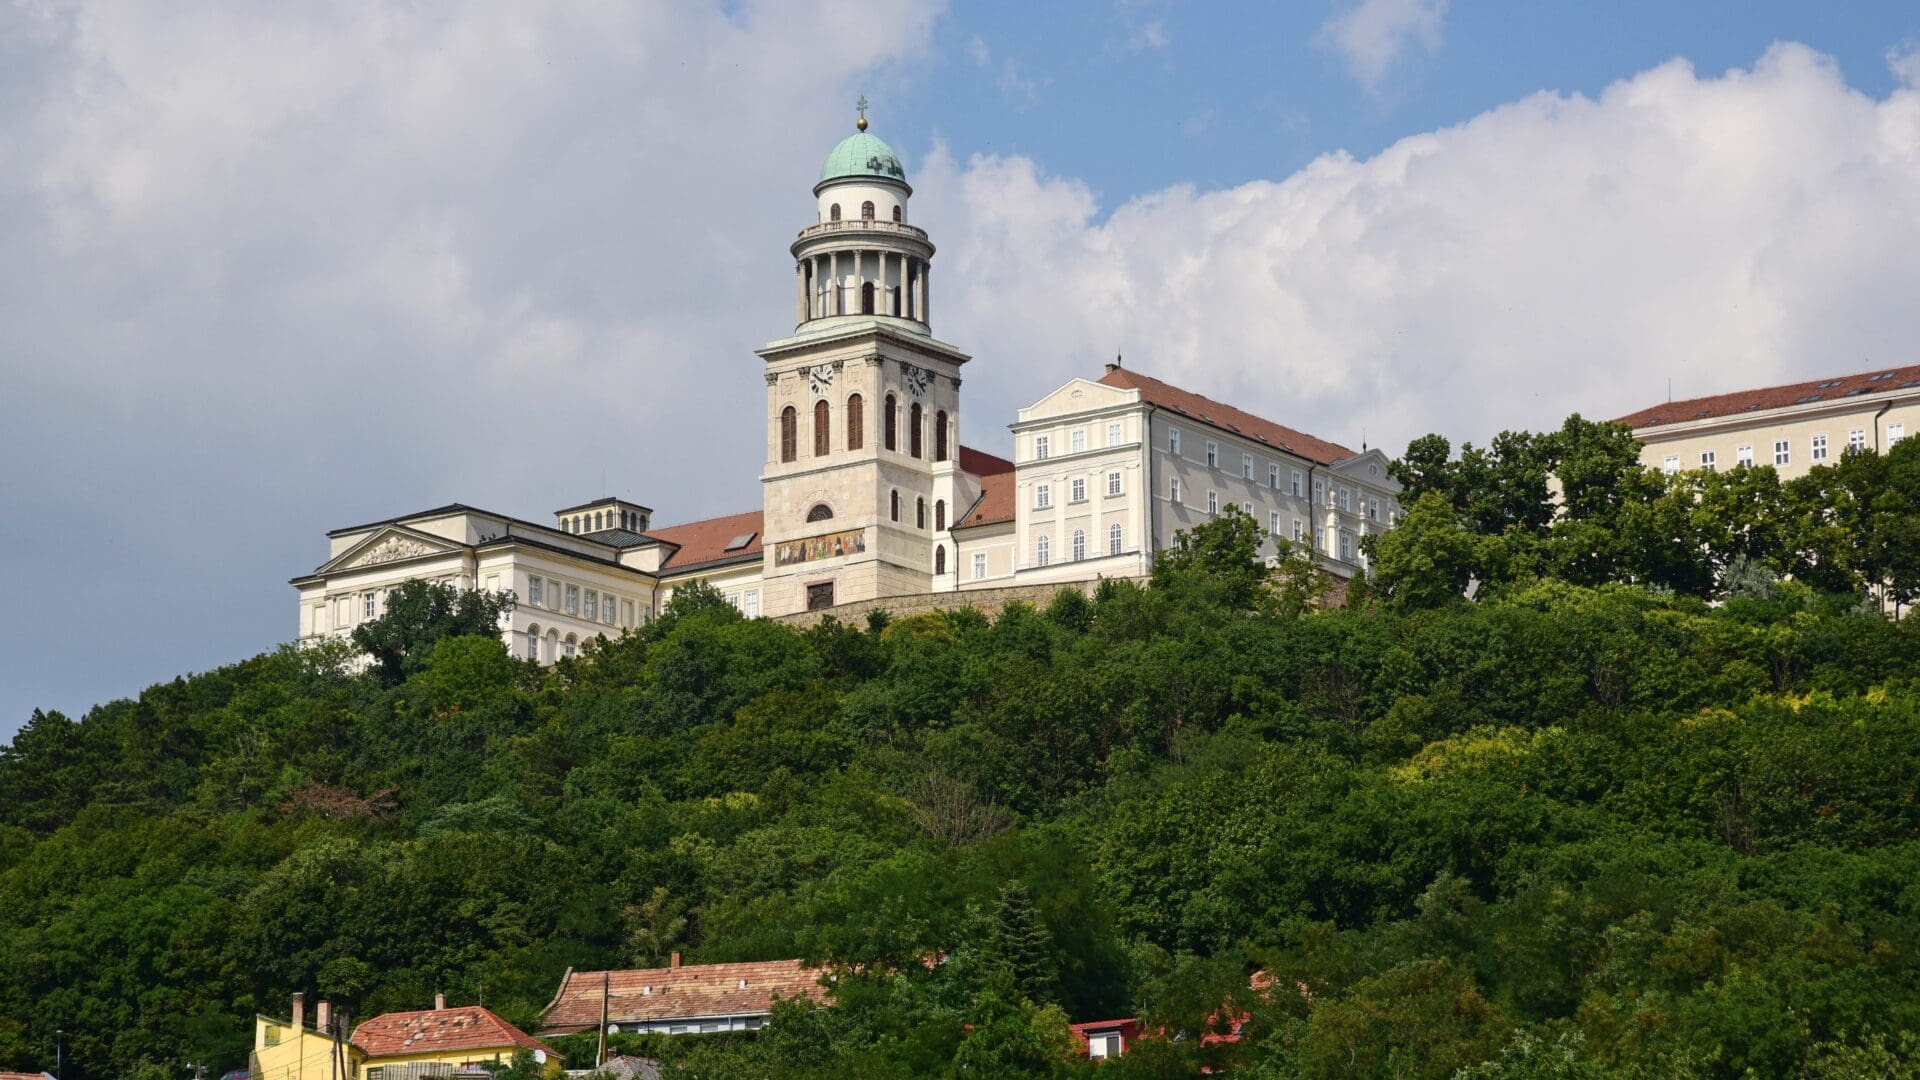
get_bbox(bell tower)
[757,103,971,616]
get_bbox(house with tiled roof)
[351,996,555,1077]
[293,109,1399,645]
[1617,362,1920,480]
[539,954,827,1038]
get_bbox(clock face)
[807,364,835,394]
[902,363,930,397]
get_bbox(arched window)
[935,545,946,575]
[909,402,923,458]
[563,633,578,659]
[593,512,603,531]
[780,406,798,463]
[807,503,834,523]
[861,281,875,314]
[934,410,949,461]
[934,499,945,531]
[890,490,900,522]
[1109,523,1123,555]
[861,201,875,220]
[814,399,831,456]
[917,497,926,529]
[525,626,541,662]
[884,393,898,451]
[1072,529,1086,562]
[1036,534,1051,567]
[846,393,864,450]
[892,205,902,223]
[829,203,841,222]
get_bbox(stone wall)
[773,574,1147,628]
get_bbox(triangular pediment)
[1018,377,1138,422]
[319,525,463,574]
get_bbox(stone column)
[811,256,822,318]
[829,252,840,315]
[795,262,807,323]
[920,262,930,325]
[854,250,864,313]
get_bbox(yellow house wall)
[1634,395,1920,481]
[363,1044,525,1074]
[251,1020,362,1080]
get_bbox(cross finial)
[855,95,870,131]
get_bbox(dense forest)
[3,427,1918,1078]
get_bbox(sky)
[4,0,1919,737]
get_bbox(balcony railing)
[795,219,929,242]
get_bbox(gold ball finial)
[857,115,868,131]
[855,94,870,131]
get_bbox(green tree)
[982,880,1062,1006]
[351,579,516,683]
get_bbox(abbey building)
[292,116,1402,660]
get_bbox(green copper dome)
[819,131,908,186]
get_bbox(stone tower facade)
[756,114,972,615]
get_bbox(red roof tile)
[350,1005,553,1059]
[959,444,1013,476]
[1098,368,1356,465]
[1615,362,1920,428]
[540,960,828,1032]
[955,470,1016,528]
[645,510,764,572]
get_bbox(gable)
[1017,378,1138,422]
[318,525,464,574]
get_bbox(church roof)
[540,960,826,1033]
[1614,361,1920,428]
[959,445,1013,475]
[1098,367,1357,466]
[819,131,908,186]
[955,471,1016,529]
[646,509,765,573]
[350,1005,552,1059]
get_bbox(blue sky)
[3,0,1919,738]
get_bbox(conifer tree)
[983,880,1061,1006]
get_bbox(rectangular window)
[1242,453,1254,480]
[1169,477,1181,502]
[1849,428,1866,452]
[565,585,580,615]
[1035,483,1051,509]
[1207,489,1219,514]
[1070,428,1086,453]
[1663,456,1680,474]
[1774,440,1790,466]
[1168,428,1181,455]
[1034,435,1050,460]
[1070,477,1086,502]
[1268,510,1279,534]
[1107,471,1122,496]
[1036,535,1051,567]
[1106,421,1122,447]
[1313,478,1325,504]
[1811,434,1828,461]
[1368,500,1379,521]
[972,552,987,580]
[1292,519,1305,543]
[1206,440,1219,467]
[1268,463,1280,488]
[525,629,540,661]
[1108,524,1123,555]
[1891,423,1906,444]
[584,590,598,620]
[744,590,760,618]
[1291,469,1303,497]
[528,577,542,606]
[363,593,376,620]
[605,595,618,624]
[1736,445,1753,467]
[1340,532,1355,560]
[1339,486,1351,511]
[1699,450,1716,472]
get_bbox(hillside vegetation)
[4,435,1919,1078]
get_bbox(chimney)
[435,992,446,1011]
[670,952,682,969]
[1106,353,1122,374]
[316,1000,332,1034]
[291,992,305,1029]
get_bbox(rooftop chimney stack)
[670,951,682,969]
[291,992,305,1029]
[315,1000,332,1033]
[435,992,446,1010]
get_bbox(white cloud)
[963,34,1044,103]
[916,44,1920,462]
[1318,0,1448,93]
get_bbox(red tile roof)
[1098,367,1357,465]
[955,470,1016,528]
[645,509,764,572]
[0,1072,52,1080]
[959,444,1014,476]
[541,960,827,1032]
[1615,362,1920,428]
[350,1005,554,1059]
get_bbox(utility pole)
[596,971,611,1068]
[54,1029,64,1080]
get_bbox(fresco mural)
[776,528,866,566]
